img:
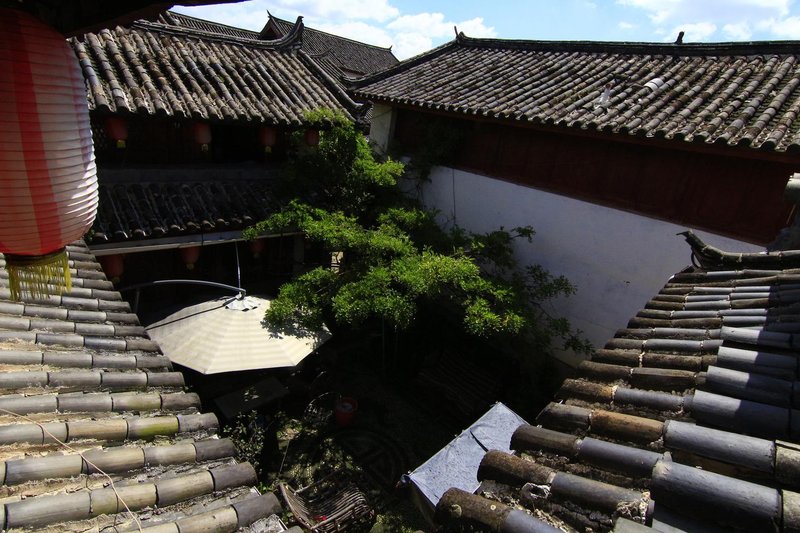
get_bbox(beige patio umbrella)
[146,294,330,374]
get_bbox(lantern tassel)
[5,249,71,301]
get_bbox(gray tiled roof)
[434,232,800,531]
[0,242,281,531]
[158,11,262,40]
[15,1,232,37]
[90,168,279,244]
[69,15,363,125]
[354,34,800,153]
[262,14,399,80]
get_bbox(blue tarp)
[407,402,527,520]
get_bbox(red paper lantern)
[104,115,128,148]
[250,238,265,258]
[180,246,201,270]
[304,128,320,146]
[0,9,98,300]
[192,122,212,151]
[98,254,124,283]
[259,126,277,153]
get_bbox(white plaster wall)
[368,104,394,155]
[411,167,762,366]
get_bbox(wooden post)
[292,234,305,275]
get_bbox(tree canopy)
[245,109,590,354]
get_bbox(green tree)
[280,108,404,218]
[245,109,590,354]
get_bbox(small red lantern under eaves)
[99,254,125,283]
[304,128,320,147]
[192,122,212,151]
[259,126,278,153]
[0,8,98,300]
[180,246,201,270]
[250,238,266,258]
[104,115,129,148]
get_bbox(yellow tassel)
[4,249,71,301]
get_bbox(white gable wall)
[408,166,761,366]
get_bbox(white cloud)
[757,16,800,37]
[744,0,792,16]
[723,22,753,39]
[618,21,637,30]
[171,3,269,31]
[458,17,497,38]
[670,22,718,41]
[172,1,496,60]
[387,13,495,39]
[616,0,791,18]
[387,12,452,37]
[173,0,399,30]
[277,0,399,22]
[615,0,680,23]
[615,0,798,40]
[392,33,435,59]
[313,21,394,47]
[385,12,495,58]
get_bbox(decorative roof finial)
[279,15,304,48]
[454,25,458,37]
[675,30,684,44]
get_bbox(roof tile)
[356,35,800,153]
[261,13,398,80]
[71,15,362,126]
[0,244,282,530]
[429,232,800,531]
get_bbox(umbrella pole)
[278,434,291,476]
[381,318,386,378]
[234,241,242,290]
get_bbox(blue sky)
[174,0,800,59]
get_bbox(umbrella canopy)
[146,294,330,374]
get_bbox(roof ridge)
[682,230,800,268]
[296,49,366,119]
[455,31,800,56]
[353,34,800,155]
[131,17,300,50]
[268,13,395,52]
[350,39,458,88]
[280,15,306,49]
[163,9,261,38]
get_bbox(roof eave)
[11,0,243,37]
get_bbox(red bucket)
[334,397,358,427]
